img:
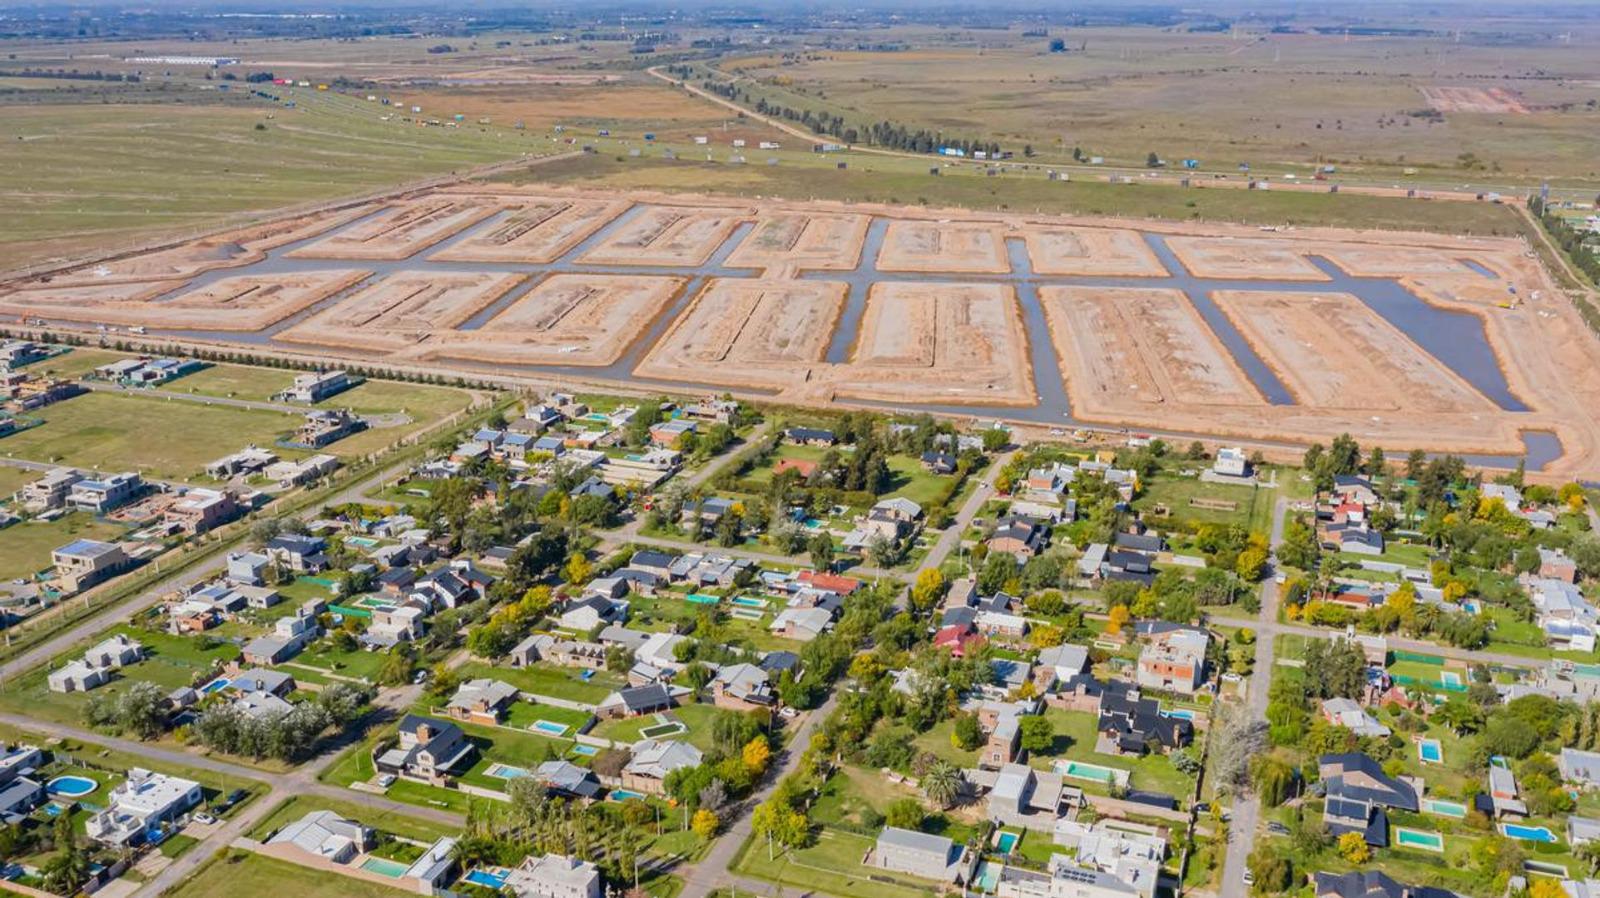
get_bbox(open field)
[697,26,1600,185]
[6,184,1600,477]
[0,391,301,481]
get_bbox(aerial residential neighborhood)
[2,3,1600,898]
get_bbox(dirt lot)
[1420,86,1530,115]
[635,278,846,390]
[1164,235,1331,280]
[1212,290,1496,413]
[414,273,683,366]
[1022,226,1169,277]
[429,196,630,264]
[288,198,503,261]
[577,203,752,266]
[723,213,869,273]
[1039,286,1265,410]
[277,270,525,352]
[876,220,1009,274]
[832,282,1034,406]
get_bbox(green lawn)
[732,827,940,898]
[168,851,413,898]
[0,465,36,496]
[1133,475,1273,534]
[501,700,595,733]
[314,380,475,458]
[0,391,303,482]
[172,364,297,402]
[453,660,620,705]
[247,794,452,844]
[1026,709,1196,797]
[292,640,390,683]
[882,455,956,509]
[0,512,128,581]
[18,348,132,380]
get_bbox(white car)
[1243,870,1255,886]
[192,813,217,825]
[376,774,397,788]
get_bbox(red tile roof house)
[797,570,861,595]
[773,458,819,478]
[934,622,987,658]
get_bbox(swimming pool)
[484,763,528,780]
[973,860,1002,893]
[686,593,720,605]
[201,678,231,694]
[1422,799,1467,819]
[1440,671,1464,688]
[1502,823,1558,843]
[1418,738,1443,764]
[359,857,410,878]
[729,608,764,621]
[640,720,686,739]
[570,744,598,757]
[45,776,97,798]
[1160,708,1196,721]
[1395,828,1445,852]
[464,868,509,889]
[345,536,378,549]
[532,720,570,737]
[995,831,1020,853]
[730,596,769,609]
[1053,760,1129,786]
[609,789,646,802]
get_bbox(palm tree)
[922,760,963,809]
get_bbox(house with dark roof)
[784,427,836,446]
[1097,680,1192,755]
[533,760,603,802]
[1319,753,1419,847]
[1313,870,1457,898]
[596,683,677,720]
[987,518,1047,559]
[376,716,475,786]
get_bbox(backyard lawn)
[0,391,302,481]
[453,660,620,705]
[248,794,452,844]
[169,851,413,898]
[315,380,475,457]
[733,827,939,898]
[1133,474,1273,534]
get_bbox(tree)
[921,761,962,809]
[1235,546,1268,581]
[952,711,984,750]
[742,737,772,775]
[1146,151,1161,168]
[808,533,835,571]
[562,552,592,586]
[910,568,947,614]
[1247,846,1292,895]
[1251,756,1296,806]
[1337,831,1371,864]
[41,814,88,896]
[981,427,1009,452]
[885,797,925,830]
[1106,605,1131,635]
[1019,715,1054,752]
[1531,880,1568,898]
[691,808,720,840]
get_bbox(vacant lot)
[0,391,302,481]
[169,851,412,898]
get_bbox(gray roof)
[877,825,955,860]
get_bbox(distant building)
[275,370,354,403]
[68,472,144,513]
[1213,447,1249,477]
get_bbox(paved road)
[915,449,1013,576]
[677,691,841,898]
[1219,498,1288,898]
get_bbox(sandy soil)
[287,198,503,261]
[277,270,525,352]
[0,279,185,315]
[428,197,631,264]
[1421,86,1529,115]
[876,221,1010,274]
[635,278,846,390]
[1038,286,1265,411]
[10,206,376,288]
[1318,244,1482,278]
[1022,226,1169,277]
[722,213,870,273]
[577,204,752,267]
[1211,290,1497,413]
[413,273,683,366]
[1164,236,1331,280]
[831,282,1034,406]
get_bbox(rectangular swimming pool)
[1418,738,1443,764]
[995,831,1020,853]
[1422,799,1467,819]
[359,857,410,878]
[1501,823,1558,843]
[1395,828,1445,852]
[532,720,570,736]
[464,868,509,889]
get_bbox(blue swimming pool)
[532,720,569,736]
[1502,824,1558,843]
[570,744,599,757]
[1419,739,1443,763]
[609,789,645,802]
[995,831,1020,853]
[1160,708,1196,721]
[46,776,97,798]
[464,868,509,889]
[201,678,230,694]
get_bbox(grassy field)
[168,851,413,898]
[732,827,939,898]
[1133,474,1275,534]
[175,364,297,401]
[507,150,1535,236]
[695,26,1600,186]
[0,465,33,495]
[0,512,126,580]
[452,660,621,705]
[315,380,476,457]
[0,390,303,481]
